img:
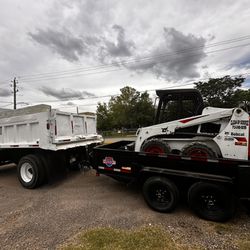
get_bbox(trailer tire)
[141,139,170,155]
[188,182,236,222]
[143,176,179,212]
[17,154,45,189]
[181,142,217,158]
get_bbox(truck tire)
[141,139,170,155]
[181,142,217,158]
[143,176,179,213]
[188,182,236,222]
[17,154,45,189]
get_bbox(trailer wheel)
[181,142,217,158]
[143,176,179,212]
[188,182,236,222]
[141,139,170,155]
[17,154,45,189]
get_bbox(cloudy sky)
[0,0,250,112]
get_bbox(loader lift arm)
[135,107,234,151]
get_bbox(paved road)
[0,164,250,249]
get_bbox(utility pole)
[11,77,18,109]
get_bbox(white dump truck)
[0,104,103,188]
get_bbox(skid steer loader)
[135,89,249,160]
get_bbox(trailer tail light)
[96,172,100,176]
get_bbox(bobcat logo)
[161,127,169,133]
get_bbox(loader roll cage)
[154,89,204,124]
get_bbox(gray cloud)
[40,86,95,100]
[126,28,206,80]
[98,24,135,63]
[28,22,205,81]
[0,89,12,97]
[66,101,76,106]
[29,28,86,62]
[105,25,135,57]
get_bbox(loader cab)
[154,89,204,124]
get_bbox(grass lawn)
[62,226,201,250]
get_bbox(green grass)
[238,240,250,250]
[62,226,200,250]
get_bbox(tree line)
[97,76,250,131]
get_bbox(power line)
[0,103,13,108]
[31,72,250,110]
[0,78,12,86]
[0,34,249,87]
[0,101,13,104]
[22,72,249,105]
[18,42,250,84]
[16,35,250,82]
[29,94,117,104]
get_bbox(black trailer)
[93,140,250,222]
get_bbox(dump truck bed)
[0,104,103,151]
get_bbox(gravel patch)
[0,164,250,249]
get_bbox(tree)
[96,103,112,131]
[96,86,155,131]
[194,75,245,108]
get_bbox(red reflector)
[190,156,207,162]
[96,172,100,176]
[104,167,113,171]
[121,169,131,173]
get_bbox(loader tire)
[17,154,45,189]
[181,142,217,158]
[188,182,236,222]
[141,139,170,155]
[143,176,179,213]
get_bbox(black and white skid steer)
[135,89,249,160]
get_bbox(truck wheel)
[188,182,236,222]
[181,142,217,158]
[143,176,179,212]
[17,154,45,189]
[141,139,170,155]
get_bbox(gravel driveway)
[0,163,250,249]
